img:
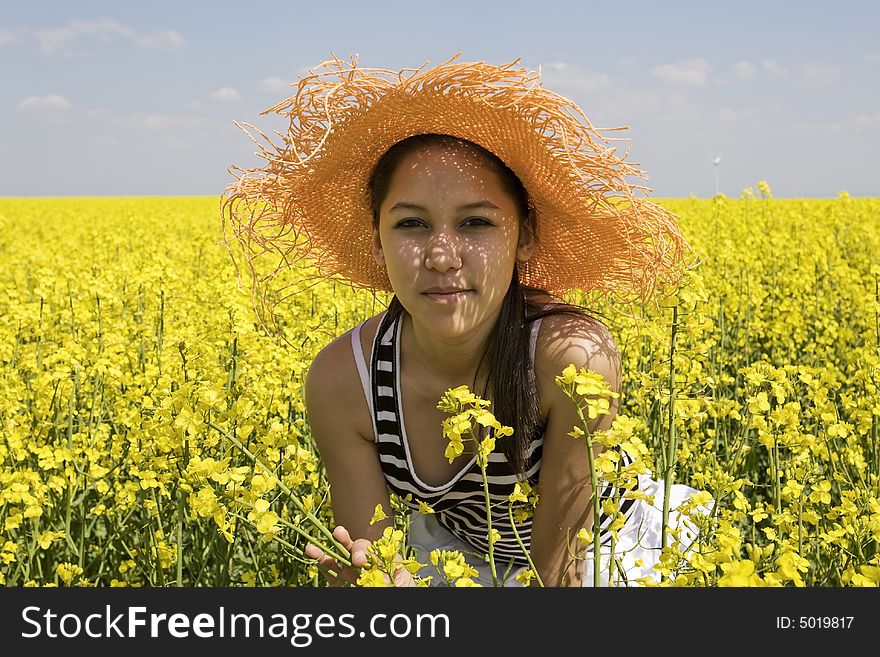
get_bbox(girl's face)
[372,144,535,337]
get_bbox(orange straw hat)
[222,53,691,325]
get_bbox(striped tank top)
[351,310,638,565]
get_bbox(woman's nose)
[424,232,462,272]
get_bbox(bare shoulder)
[305,313,385,444]
[533,311,622,410]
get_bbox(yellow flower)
[1,541,19,565]
[576,528,592,546]
[687,551,713,573]
[357,568,391,587]
[689,491,713,508]
[515,569,535,586]
[808,480,832,505]
[4,512,23,532]
[444,437,464,463]
[246,499,280,537]
[250,473,278,497]
[55,563,84,585]
[477,436,496,465]
[557,364,578,386]
[508,483,528,504]
[606,513,627,542]
[37,531,66,550]
[369,503,387,525]
[623,489,656,505]
[474,410,501,431]
[718,560,763,587]
[852,565,880,586]
[594,450,620,474]
[372,526,404,562]
[748,392,771,414]
[773,551,810,587]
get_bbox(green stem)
[231,512,348,578]
[572,402,602,587]
[662,305,679,566]
[206,421,350,565]
[507,504,544,587]
[239,499,350,565]
[176,490,184,586]
[478,456,498,587]
[773,440,781,514]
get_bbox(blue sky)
[2,0,878,198]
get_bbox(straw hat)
[221,53,690,322]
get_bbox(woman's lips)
[422,290,472,303]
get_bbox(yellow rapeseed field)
[0,189,878,587]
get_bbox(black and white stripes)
[351,311,639,566]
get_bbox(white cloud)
[0,29,20,46]
[260,77,288,93]
[136,29,184,52]
[761,60,788,77]
[536,61,610,95]
[27,18,183,56]
[108,111,230,152]
[32,18,134,55]
[788,112,880,137]
[733,61,756,80]
[583,85,701,131]
[797,63,840,88]
[17,94,72,112]
[82,107,111,120]
[710,104,780,124]
[15,94,73,126]
[651,58,711,86]
[866,52,880,63]
[111,112,207,134]
[853,112,880,129]
[209,87,241,102]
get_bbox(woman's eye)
[396,218,425,228]
[463,217,493,227]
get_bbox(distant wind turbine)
[712,156,722,196]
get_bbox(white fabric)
[407,471,709,587]
[350,321,374,419]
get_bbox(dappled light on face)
[376,144,525,338]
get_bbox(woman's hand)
[305,526,371,587]
[305,526,417,587]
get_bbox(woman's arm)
[529,315,622,586]
[303,333,397,584]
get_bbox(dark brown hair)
[368,134,595,477]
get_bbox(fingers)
[331,526,372,567]
[331,525,354,552]
[307,527,377,587]
[305,544,348,587]
[349,538,372,567]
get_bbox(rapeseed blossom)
[1,196,878,587]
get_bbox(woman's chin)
[408,298,478,333]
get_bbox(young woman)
[223,54,705,587]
